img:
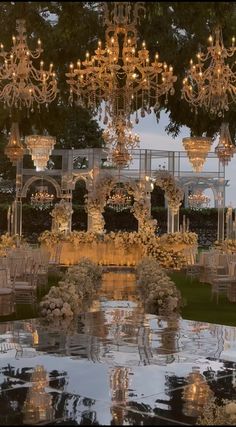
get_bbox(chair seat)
[0,288,13,295]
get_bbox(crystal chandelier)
[182,368,213,417]
[25,135,56,171]
[30,184,54,210]
[107,184,132,212]
[215,122,236,165]
[4,122,24,164]
[0,19,58,113]
[103,118,140,167]
[182,27,236,117]
[66,2,177,128]
[182,137,212,172]
[188,190,210,209]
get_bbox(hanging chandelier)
[188,190,210,209]
[66,2,177,128]
[30,184,54,210]
[4,122,24,164]
[25,135,56,171]
[107,184,132,212]
[0,19,58,113]
[182,368,213,417]
[182,27,236,117]
[215,122,236,166]
[182,137,212,172]
[104,118,140,167]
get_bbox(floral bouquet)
[40,281,80,320]
[39,230,65,246]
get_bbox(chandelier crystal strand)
[182,27,236,117]
[182,137,212,172]
[4,122,24,164]
[66,2,177,128]
[25,135,56,171]
[215,122,236,165]
[0,19,58,113]
[188,191,210,210]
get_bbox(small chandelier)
[182,367,213,417]
[110,143,132,169]
[4,122,24,164]
[182,27,236,117]
[66,2,177,128]
[25,135,56,171]
[107,185,132,212]
[0,19,58,113]
[188,190,210,209]
[30,185,54,211]
[215,122,236,166]
[182,137,212,172]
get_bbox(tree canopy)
[0,1,235,180]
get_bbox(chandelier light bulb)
[0,19,58,112]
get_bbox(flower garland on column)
[85,173,116,233]
[50,199,73,233]
[154,170,184,213]
[131,182,157,234]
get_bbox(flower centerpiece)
[136,257,183,314]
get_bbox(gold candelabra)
[182,27,236,117]
[66,2,177,128]
[0,19,58,113]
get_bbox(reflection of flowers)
[137,257,182,314]
[197,398,236,425]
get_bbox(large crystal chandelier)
[188,190,210,210]
[25,135,56,171]
[182,137,212,172]
[30,184,54,210]
[0,19,58,113]
[215,122,236,165]
[182,27,236,117]
[4,122,24,164]
[66,2,177,128]
[107,184,132,212]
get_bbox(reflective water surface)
[0,271,236,425]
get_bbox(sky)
[129,111,235,207]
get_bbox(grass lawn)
[171,271,236,327]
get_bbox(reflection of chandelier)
[107,184,132,212]
[4,122,24,164]
[182,137,212,172]
[66,2,176,128]
[23,365,54,425]
[25,135,56,171]
[188,191,210,209]
[0,19,58,113]
[182,368,213,417]
[215,122,236,166]
[182,27,236,117]
[31,185,54,210]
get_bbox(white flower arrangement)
[51,199,73,230]
[136,257,182,314]
[38,230,65,246]
[154,170,184,212]
[0,232,19,256]
[40,258,102,322]
[197,398,236,425]
[160,232,198,246]
[214,239,236,253]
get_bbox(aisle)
[0,271,236,425]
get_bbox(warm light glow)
[182,26,236,117]
[215,122,236,166]
[4,122,24,164]
[182,137,212,172]
[0,20,58,112]
[25,135,56,171]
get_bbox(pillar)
[12,199,22,236]
[167,205,180,234]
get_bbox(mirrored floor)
[0,271,236,425]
